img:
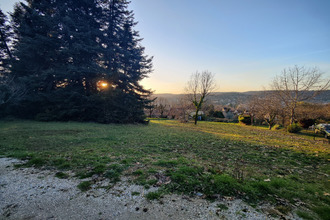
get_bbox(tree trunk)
[290,108,295,124]
[194,109,199,125]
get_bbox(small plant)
[217,203,229,210]
[55,172,69,179]
[212,174,240,196]
[147,168,157,174]
[133,170,144,175]
[104,164,125,183]
[58,162,71,170]
[134,173,148,186]
[76,171,93,179]
[93,164,106,174]
[145,191,162,200]
[147,179,158,185]
[287,123,302,133]
[26,157,46,167]
[77,181,92,191]
[9,152,31,160]
[131,191,140,196]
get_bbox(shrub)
[287,123,302,133]
[298,119,315,129]
[209,110,224,118]
[238,115,251,125]
[272,124,282,130]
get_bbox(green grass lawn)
[0,119,329,219]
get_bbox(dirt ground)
[0,158,300,220]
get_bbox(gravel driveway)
[0,158,299,220]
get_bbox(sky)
[1,0,330,94]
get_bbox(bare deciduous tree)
[156,97,168,118]
[185,71,216,125]
[247,95,260,126]
[259,93,283,130]
[177,96,191,122]
[247,93,282,129]
[145,97,157,118]
[271,65,330,124]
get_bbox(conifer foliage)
[1,0,152,123]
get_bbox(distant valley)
[153,90,330,107]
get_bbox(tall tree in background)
[258,93,282,130]
[99,0,153,123]
[0,9,13,69]
[5,0,153,123]
[11,1,61,86]
[271,65,330,124]
[186,71,216,125]
[0,9,26,111]
[11,0,103,92]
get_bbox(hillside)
[154,90,330,106]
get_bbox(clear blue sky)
[1,0,330,93]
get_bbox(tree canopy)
[1,0,153,123]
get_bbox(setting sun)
[96,80,109,90]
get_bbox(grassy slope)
[0,120,329,219]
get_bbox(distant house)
[222,107,234,119]
[189,111,205,117]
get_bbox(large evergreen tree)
[0,9,26,113]
[0,9,13,76]
[98,0,153,123]
[5,0,153,123]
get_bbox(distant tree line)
[0,0,152,123]
[147,66,329,132]
[245,66,330,130]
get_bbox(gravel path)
[0,158,299,220]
